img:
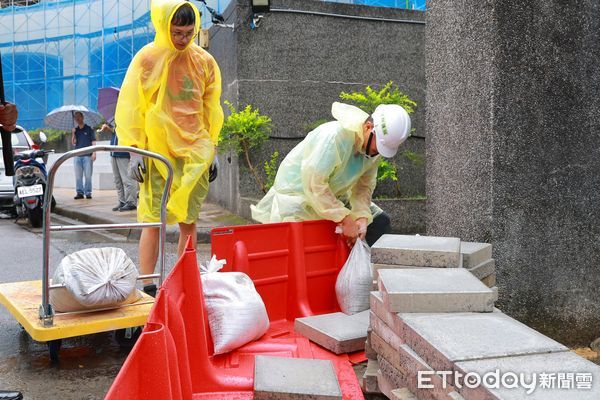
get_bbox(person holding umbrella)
[44,105,103,199]
[71,111,97,199]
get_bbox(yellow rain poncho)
[115,0,223,224]
[251,102,381,224]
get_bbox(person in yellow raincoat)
[251,102,411,247]
[115,0,223,295]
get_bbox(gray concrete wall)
[207,0,427,221]
[426,0,600,345]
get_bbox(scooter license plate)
[17,184,43,198]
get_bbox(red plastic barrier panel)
[211,220,349,322]
[106,221,363,400]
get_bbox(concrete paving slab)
[377,370,402,399]
[467,259,495,280]
[370,331,403,375]
[372,263,426,280]
[460,242,492,269]
[294,310,369,354]
[361,358,381,394]
[370,291,401,332]
[378,354,456,400]
[397,312,569,375]
[391,388,419,400]
[378,269,497,313]
[254,356,342,400]
[482,274,496,288]
[455,351,600,399]
[365,330,377,360]
[370,311,404,350]
[377,354,410,393]
[371,235,461,267]
[370,326,457,400]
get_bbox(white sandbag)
[50,247,140,313]
[201,256,269,355]
[335,239,372,315]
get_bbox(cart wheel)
[115,327,141,349]
[47,339,62,362]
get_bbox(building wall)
[426,0,600,345]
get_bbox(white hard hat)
[372,104,411,158]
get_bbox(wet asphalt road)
[0,218,210,399]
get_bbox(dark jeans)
[366,212,392,247]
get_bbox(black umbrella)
[0,50,15,176]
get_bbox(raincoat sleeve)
[203,56,224,145]
[301,134,351,223]
[114,54,151,149]
[349,159,379,223]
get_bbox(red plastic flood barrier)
[105,220,364,400]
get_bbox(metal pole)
[0,49,5,104]
[0,49,15,177]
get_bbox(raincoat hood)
[151,0,201,51]
[331,102,370,150]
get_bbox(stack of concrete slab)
[371,235,497,289]
[367,234,600,400]
[460,241,495,288]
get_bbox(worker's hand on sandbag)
[129,154,146,183]
[340,215,359,247]
[209,156,218,182]
[356,217,368,241]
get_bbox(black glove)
[209,157,218,182]
[129,154,146,183]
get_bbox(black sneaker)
[143,284,157,298]
[119,203,137,212]
[112,203,124,211]
[74,193,84,199]
[85,194,92,199]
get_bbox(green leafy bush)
[218,101,273,194]
[264,151,280,191]
[339,81,422,197]
[377,159,398,183]
[339,81,417,115]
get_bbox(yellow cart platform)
[0,280,154,342]
[0,145,173,361]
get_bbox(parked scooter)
[13,132,55,227]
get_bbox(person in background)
[102,123,138,212]
[71,111,96,199]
